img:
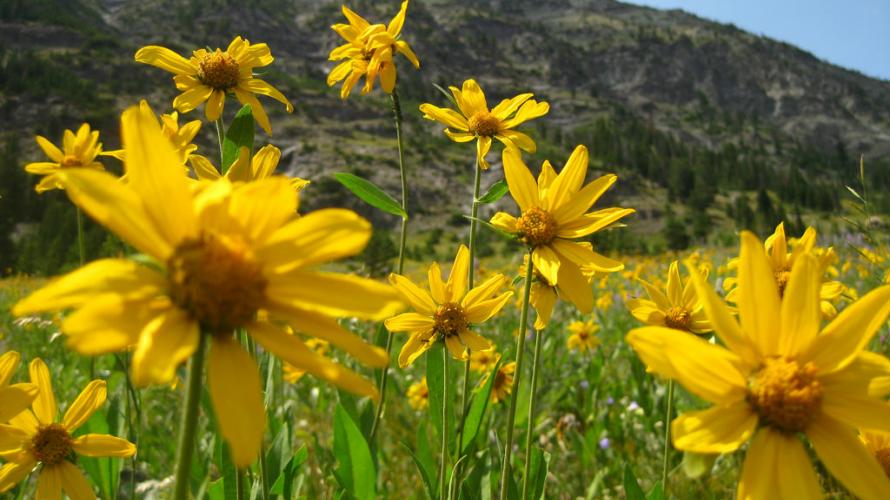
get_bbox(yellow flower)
[861,429,890,478]
[385,245,512,366]
[105,107,201,165]
[519,254,595,330]
[24,123,105,193]
[492,146,634,292]
[135,36,293,134]
[469,349,500,373]
[724,222,844,318]
[12,103,403,468]
[327,0,419,99]
[626,260,712,335]
[190,145,310,191]
[283,338,330,384]
[419,79,549,169]
[0,351,38,424]
[407,377,429,411]
[627,231,890,499]
[0,359,136,497]
[566,320,601,353]
[481,362,516,404]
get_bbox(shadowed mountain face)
[2,0,889,230]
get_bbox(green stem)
[661,379,675,491]
[172,334,207,500]
[75,207,85,265]
[236,469,246,500]
[215,118,225,168]
[499,250,534,500]
[520,323,545,499]
[452,157,483,498]
[369,88,410,441]
[440,347,450,500]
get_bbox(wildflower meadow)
[1,1,890,499]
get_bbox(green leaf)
[477,179,509,204]
[270,445,308,497]
[222,105,255,173]
[426,343,456,448]
[401,442,436,500]
[334,172,407,218]
[461,360,500,453]
[623,464,646,500]
[333,404,376,498]
[527,446,551,500]
[647,481,666,500]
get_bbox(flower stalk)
[661,379,675,491]
[172,334,207,500]
[440,346,450,500]
[521,322,545,499]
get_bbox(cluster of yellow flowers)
[6,0,890,498]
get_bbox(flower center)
[774,269,790,297]
[517,207,558,247]
[746,357,822,433]
[664,306,693,331]
[60,155,82,167]
[168,234,267,334]
[434,302,467,337]
[198,50,240,90]
[875,448,890,478]
[31,424,73,465]
[467,111,501,137]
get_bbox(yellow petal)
[395,40,420,68]
[0,351,20,387]
[260,209,371,272]
[802,285,890,374]
[189,155,221,180]
[172,85,214,113]
[384,312,436,333]
[131,308,199,386]
[208,337,265,468]
[0,460,35,494]
[807,415,890,500]
[227,177,297,245]
[502,147,540,212]
[551,239,622,273]
[205,90,226,121]
[555,259,593,313]
[551,173,616,225]
[544,145,588,211]
[491,93,533,121]
[387,0,408,35]
[779,254,821,357]
[0,384,37,424]
[35,136,63,162]
[464,292,512,324]
[135,45,194,75]
[556,208,635,239]
[737,231,781,356]
[637,279,670,310]
[418,104,468,131]
[28,359,56,425]
[627,299,665,326]
[242,79,294,113]
[72,435,136,458]
[267,307,388,367]
[531,284,557,330]
[496,130,535,153]
[37,464,62,500]
[490,212,518,233]
[233,88,272,135]
[62,295,157,356]
[737,428,821,500]
[249,144,281,179]
[666,261,682,305]
[532,245,561,286]
[445,334,467,360]
[476,136,492,168]
[460,79,488,115]
[398,330,436,368]
[428,262,447,304]
[625,327,747,405]
[671,402,757,453]
[458,329,493,352]
[249,321,379,399]
[461,273,508,309]
[501,99,549,130]
[447,245,470,303]
[444,129,475,143]
[387,273,437,316]
[62,381,106,432]
[58,460,96,500]
[820,383,890,432]
[0,423,30,456]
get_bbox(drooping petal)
[532,245,561,286]
[131,308,199,387]
[531,284,557,330]
[445,334,467,360]
[458,329,493,352]
[807,415,890,500]
[61,380,106,433]
[208,337,265,468]
[554,260,593,313]
[779,254,821,357]
[72,435,136,458]
[671,401,757,453]
[172,85,214,113]
[502,147,540,211]
[37,464,62,500]
[0,460,35,494]
[802,285,890,374]
[233,88,272,135]
[737,231,781,356]
[135,45,195,75]
[242,79,294,113]
[398,329,436,368]
[28,359,56,425]
[551,239,622,273]
[58,460,96,500]
[495,130,535,153]
[0,424,30,457]
[737,428,821,500]
[204,90,226,121]
[625,327,747,405]
[61,295,159,356]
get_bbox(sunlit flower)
[282,338,330,384]
[13,103,403,468]
[191,144,310,191]
[519,254,595,330]
[419,79,549,169]
[0,351,38,423]
[328,0,420,99]
[385,245,512,366]
[566,320,600,353]
[135,36,293,134]
[407,377,429,410]
[469,349,500,373]
[481,362,516,404]
[0,359,136,497]
[105,106,201,165]
[724,223,844,318]
[492,146,635,293]
[24,124,105,193]
[627,231,890,499]
[626,260,711,335]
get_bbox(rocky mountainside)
[2,0,889,246]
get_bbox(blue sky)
[625,0,890,81]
